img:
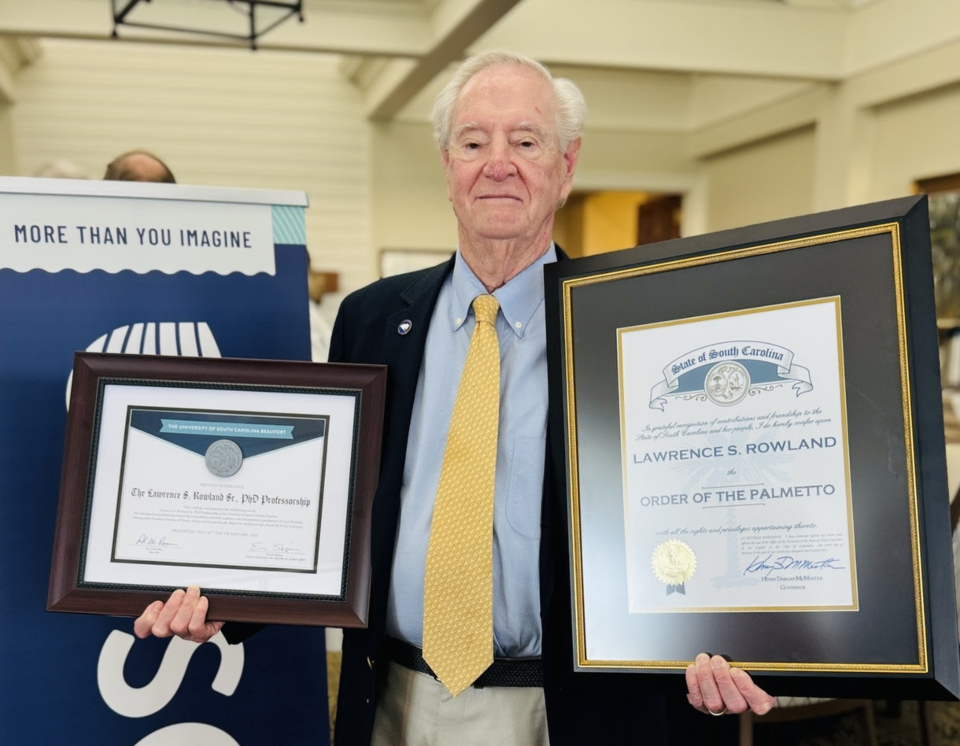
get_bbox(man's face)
[442,64,580,246]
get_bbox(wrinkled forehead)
[452,64,558,130]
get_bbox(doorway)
[554,190,683,258]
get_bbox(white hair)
[432,50,587,152]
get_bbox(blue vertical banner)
[0,178,329,745]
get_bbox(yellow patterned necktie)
[422,294,500,696]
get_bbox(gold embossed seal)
[651,539,697,587]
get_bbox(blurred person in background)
[103,150,176,183]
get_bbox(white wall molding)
[689,86,827,161]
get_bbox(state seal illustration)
[704,361,750,406]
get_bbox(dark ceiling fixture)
[111,0,304,50]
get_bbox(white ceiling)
[1,0,954,126]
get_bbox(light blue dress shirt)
[384,245,556,658]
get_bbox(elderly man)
[135,51,775,745]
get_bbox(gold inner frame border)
[560,222,927,674]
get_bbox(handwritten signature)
[136,534,177,548]
[743,554,845,578]
[249,541,304,555]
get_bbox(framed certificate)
[48,353,386,627]
[544,194,960,699]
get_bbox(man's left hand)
[685,653,776,716]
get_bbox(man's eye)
[464,142,481,150]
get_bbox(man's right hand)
[133,585,224,644]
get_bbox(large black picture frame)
[545,195,960,699]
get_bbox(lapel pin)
[398,320,413,335]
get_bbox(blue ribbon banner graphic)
[649,340,814,411]
[131,409,327,458]
[159,420,295,439]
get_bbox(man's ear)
[441,149,453,202]
[558,138,582,203]
[563,138,582,178]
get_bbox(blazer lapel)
[383,259,453,396]
[376,258,454,496]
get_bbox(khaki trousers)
[370,661,549,746]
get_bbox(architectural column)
[810,84,875,213]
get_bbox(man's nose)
[482,139,516,180]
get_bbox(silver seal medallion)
[704,361,750,406]
[205,439,243,477]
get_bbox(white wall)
[690,37,960,228]
[701,126,817,233]
[371,120,455,254]
[0,105,14,175]
[13,38,374,291]
[0,37,37,176]
[869,83,960,202]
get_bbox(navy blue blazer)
[325,255,669,745]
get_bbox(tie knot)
[472,295,499,326]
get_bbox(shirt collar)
[450,243,557,338]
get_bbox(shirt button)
[515,321,522,329]
[455,317,462,325]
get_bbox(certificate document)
[80,380,360,599]
[113,407,328,572]
[618,297,856,613]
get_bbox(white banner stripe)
[178,323,199,357]
[198,323,221,358]
[159,323,178,355]
[125,323,144,355]
[105,326,128,354]
[142,323,156,355]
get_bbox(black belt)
[386,638,543,688]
